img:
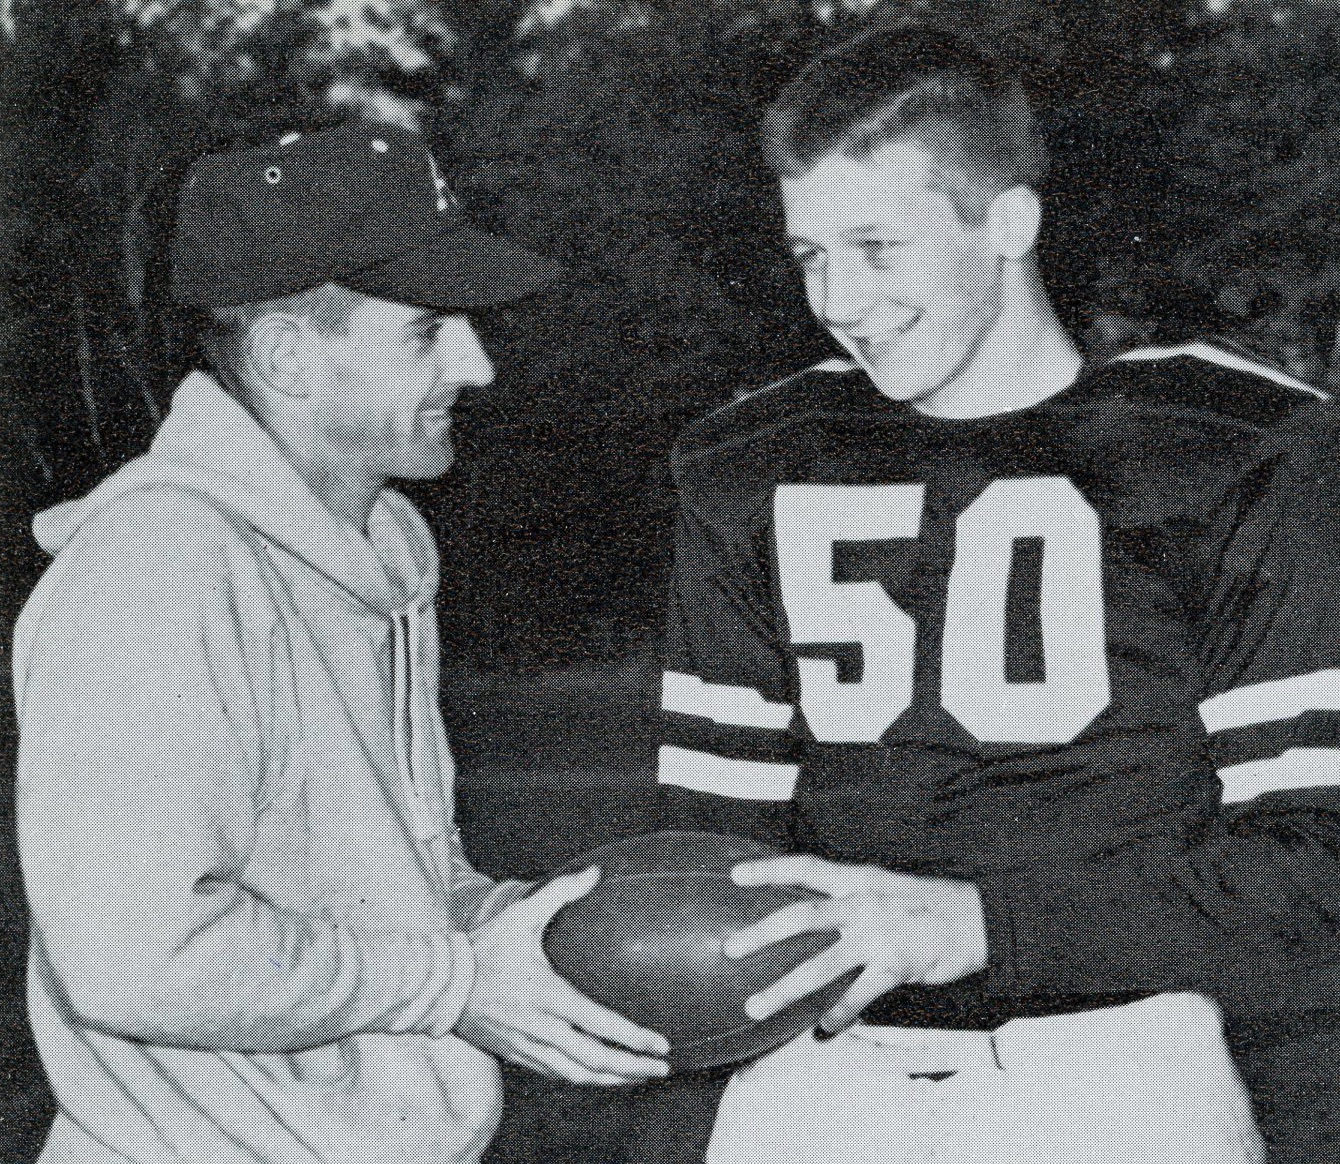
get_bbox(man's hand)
[456,866,671,1086]
[726,854,989,1038]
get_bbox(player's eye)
[858,239,904,268]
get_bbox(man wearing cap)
[12,123,669,1164]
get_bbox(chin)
[396,446,455,480]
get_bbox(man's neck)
[298,458,384,535]
[269,429,383,535]
[223,372,385,535]
[911,269,1083,422]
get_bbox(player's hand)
[457,866,671,1085]
[725,854,988,1039]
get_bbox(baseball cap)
[170,123,561,310]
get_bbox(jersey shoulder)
[1079,340,1330,433]
[671,359,872,478]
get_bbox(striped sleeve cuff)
[661,671,794,730]
[1218,749,1340,805]
[1201,669,1340,735]
[658,744,798,801]
[658,670,799,801]
[1202,669,1340,803]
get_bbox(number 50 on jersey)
[774,478,1111,746]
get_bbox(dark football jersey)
[656,343,1340,1027]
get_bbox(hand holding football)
[729,852,989,1037]
[539,831,860,1073]
[458,866,671,1085]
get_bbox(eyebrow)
[786,226,892,248]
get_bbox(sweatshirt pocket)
[238,1040,358,1088]
[227,1033,502,1164]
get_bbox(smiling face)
[782,141,1012,411]
[310,297,495,482]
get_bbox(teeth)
[848,320,916,354]
[863,317,918,343]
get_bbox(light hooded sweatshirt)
[14,372,525,1164]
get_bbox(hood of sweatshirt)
[33,371,437,617]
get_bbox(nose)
[455,323,496,388]
[467,345,495,388]
[810,255,876,332]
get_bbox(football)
[540,830,858,1074]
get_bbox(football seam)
[563,872,751,881]
[672,1021,786,1053]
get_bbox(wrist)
[435,931,478,1037]
[385,930,478,1040]
[948,883,989,980]
[919,881,988,985]
[959,884,991,975]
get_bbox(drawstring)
[393,607,440,845]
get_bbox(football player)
[623,23,1340,1164]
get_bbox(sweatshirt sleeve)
[432,823,533,932]
[16,489,470,1052]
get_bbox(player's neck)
[912,270,1082,422]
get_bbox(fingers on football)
[530,1011,668,1079]
[743,942,853,1022]
[732,853,840,893]
[725,896,837,960]
[507,1031,642,1087]
[817,970,890,1038]
[543,973,670,1058]
[522,866,601,925]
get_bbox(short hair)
[761,25,1049,224]
[196,282,366,385]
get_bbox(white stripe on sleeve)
[661,671,794,731]
[1200,669,1340,734]
[1220,748,1340,804]
[657,745,798,802]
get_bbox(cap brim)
[341,225,562,311]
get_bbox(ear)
[246,311,310,399]
[988,185,1041,262]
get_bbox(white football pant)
[705,992,1264,1164]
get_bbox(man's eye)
[415,317,445,349]
[791,247,823,270]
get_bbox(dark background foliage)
[10,0,1340,666]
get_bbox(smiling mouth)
[847,313,920,359]
[419,394,459,418]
